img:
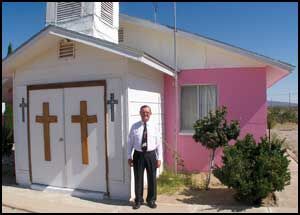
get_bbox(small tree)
[2,42,14,155]
[2,104,14,156]
[7,42,13,56]
[192,106,240,190]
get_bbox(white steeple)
[46,2,119,44]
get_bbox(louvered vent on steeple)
[47,2,119,43]
[101,2,113,26]
[56,2,82,22]
[59,39,75,58]
[118,27,124,43]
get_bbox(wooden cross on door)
[71,101,98,165]
[36,102,58,161]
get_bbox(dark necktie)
[141,122,147,152]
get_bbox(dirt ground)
[271,123,298,159]
[157,123,298,207]
[156,172,276,207]
[157,174,243,206]
[2,151,271,208]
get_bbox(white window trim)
[179,130,194,136]
[179,84,218,135]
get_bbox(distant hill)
[267,101,298,107]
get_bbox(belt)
[134,150,155,154]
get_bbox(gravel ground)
[270,123,298,159]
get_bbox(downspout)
[173,2,178,175]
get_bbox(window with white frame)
[180,85,217,131]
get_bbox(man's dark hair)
[140,105,151,112]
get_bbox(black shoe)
[132,202,141,209]
[147,201,157,209]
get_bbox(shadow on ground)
[2,152,131,207]
[72,195,131,206]
[167,187,256,212]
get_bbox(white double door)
[29,86,106,192]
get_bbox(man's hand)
[128,159,133,167]
[156,160,161,168]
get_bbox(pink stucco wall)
[164,67,267,172]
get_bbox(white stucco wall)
[13,39,166,200]
[14,42,127,86]
[13,41,129,200]
[126,60,164,200]
[120,19,265,70]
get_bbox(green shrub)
[2,103,14,156]
[267,112,276,130]
[2,126,14,156]
[213,134,291,205]
[281,110,297,123]
[268,107,298,124]
[3,103,14,130]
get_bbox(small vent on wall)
[118,27,124,43]
[101,2,113,26]
[56,2,82,22]
[59,39,75,59]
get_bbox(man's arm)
[155,128,163,168]
[127,126,134,167]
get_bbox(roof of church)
[3,13,295,84]
[120,13,295,72]
[2,25,175,77]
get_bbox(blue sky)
[2,2,298,103]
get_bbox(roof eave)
[3,25,53,64]
[2,25,175,78]
[140,56,175,77]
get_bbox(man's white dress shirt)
[127,120,162,160]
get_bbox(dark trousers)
[133,150,157,203]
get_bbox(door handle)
[59,137,64,141]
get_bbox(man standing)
[127,105,162,209]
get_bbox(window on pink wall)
[180,85,217,132]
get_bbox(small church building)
[2,2,295,200]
